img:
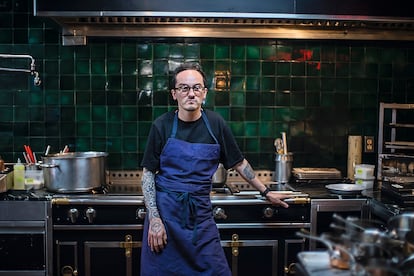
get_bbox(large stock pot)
[41,151,108,193]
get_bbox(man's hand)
[265,192,293,208]
[148,217,168,253]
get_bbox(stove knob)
[68,208,79,223]
[85,207,96,223]
[263,207,274,218]
[137,208,147,220]
[213,207,227,220]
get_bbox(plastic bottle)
[13,158,25,190]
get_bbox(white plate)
[325,183,364,195]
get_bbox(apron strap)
[170,110,219,144]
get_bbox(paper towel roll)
[347,136,362,180]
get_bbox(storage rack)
[377,102,414,179]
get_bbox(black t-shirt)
[141,109,244,173]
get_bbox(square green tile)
[246,61,260,75]
[262,45,276,60]
[231,60,246,75]
[90,44,106,59]
[76,106,91,121]
[231,45,245,59]
[200,44,215,59]
[261,77,275,91]
[276,62,290,76]
[215,45,230,59]
[107,60,121,74]
[246,76,259,91]
[92,122,107,137]
[184,44,200,59]
[76,122,91,136]
[154,44,170,59]
[122,44,137,59]
[138,44,153,59]
[107,44,122,59]
[246,46,260,59]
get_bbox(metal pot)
[387,213,414,240]
[41,151,108,193]
[212,163,227,187]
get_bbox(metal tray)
[325,183,364,195]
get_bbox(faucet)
[0,54,41,86]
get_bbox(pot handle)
[39,163,59,168]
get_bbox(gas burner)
[0,189,52,201]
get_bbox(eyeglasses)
[174,84,205,95]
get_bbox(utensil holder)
[274,153,293,183]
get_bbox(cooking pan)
[296,229,354,270]
[387,213,414,240]
[41,151,108,193]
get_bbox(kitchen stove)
[0,169,314,276]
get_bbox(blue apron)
[141,111,232,276]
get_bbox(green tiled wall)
[1,0,414,173]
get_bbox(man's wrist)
[260,187,271,197]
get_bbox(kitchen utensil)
[274,138,284,154]
[212,163,227,186]
[387,213,414,240]
[281,132,288,154]
[325,183,364,195]
[41,151,108,193]
[274,153,293,183]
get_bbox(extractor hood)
[34,0,414,45]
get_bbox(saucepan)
[387,213,414,240]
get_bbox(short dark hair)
[171,62,207,88]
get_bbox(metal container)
[274,153,293,183]
[0,169,13,193]
[41,151,108,193]
[212,163,227,187]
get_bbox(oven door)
[0,221,46,274]
[219,225,308,276]
[0,201,51,276]
[54,227,142,276]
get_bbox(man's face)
[171,70,207,112]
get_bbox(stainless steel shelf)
[378,103,414,179]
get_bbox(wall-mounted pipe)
[0,54,41,86]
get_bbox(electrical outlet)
[364,136,375,153]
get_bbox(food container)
[354,175,375,189]
[0,169,13,193]
[354,164,375,179]
[24,167,44,190]
[41,151,108,193]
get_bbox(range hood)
[34,0,414,45]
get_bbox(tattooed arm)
[142,168,167,252]
[232,159,292,208]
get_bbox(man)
[140,62,292,275]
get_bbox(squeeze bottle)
[13,158,25,190]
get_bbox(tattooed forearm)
[142,169,160,219]
[242,162,256,180]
